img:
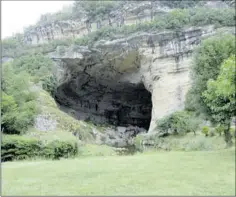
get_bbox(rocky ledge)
[48,25,235,136]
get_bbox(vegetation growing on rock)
[2,7,235,59]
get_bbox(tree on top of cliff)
[72,1,120,21]
[158,0,199,8]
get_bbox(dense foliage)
[12,54,54,83]
[201,126,209,137]
[156,111,200,136]
[73,1,120,21]
[185,35,235,115]
[202,56,235,145]
[1,63,38,134]
[1,135,78,162]
[1,53,57,134]
[185,35,235,146]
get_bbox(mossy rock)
[35,88,104,142]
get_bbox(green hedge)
[1,135,78,162]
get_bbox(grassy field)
[2,148,235,196]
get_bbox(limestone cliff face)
[20,0,234,134]
[48,25,233,133]
[23,1,170,45]
[23,0,231,45]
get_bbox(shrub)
[156,111,200,136]
[1,135,40,161]
[1,135,78,162]
[43,140,78,159]
[209,129,216,137]
[134,135,143,151]
[136,133,227,152]
[41,75,58,96]
[12,54,54,80]
[214,125,224,136]
[201,126,209,136]
[229,128,235,137]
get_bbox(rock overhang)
[50,25,232,132]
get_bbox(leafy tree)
[1,63,38,134]
[1,92,18,133]
[203,56,235,146]
[190,8,235,27]
[73,1,118,21]
[12,53,54,83]
[185,35,235,117]
[201,126,209,137]
[165,9,189,29]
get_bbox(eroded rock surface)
[50,25,232,133]
[23,1,231,45]
[23,1,171,45]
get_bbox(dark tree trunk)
[223,122,233,147]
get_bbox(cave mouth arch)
[54,76,152,131]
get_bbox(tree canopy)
[185,35,235,117]
[202,56,235,145]
[1,62,38,134]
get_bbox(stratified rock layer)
[50,25,233,132]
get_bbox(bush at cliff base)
[1,135,78,162]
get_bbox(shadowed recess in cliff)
[54,73,152,130]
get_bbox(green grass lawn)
[2,149,235,196]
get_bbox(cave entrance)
[55,78,152,131]
[103,83,152,130]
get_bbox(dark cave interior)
[54,74,152,130]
